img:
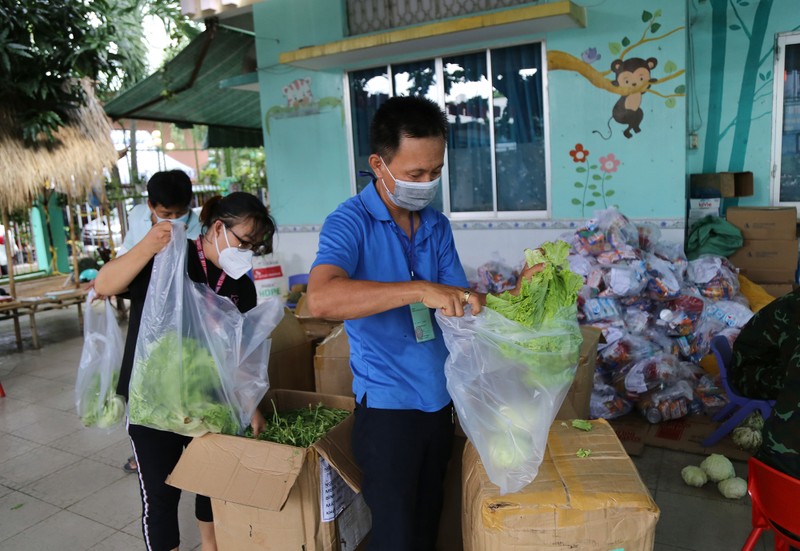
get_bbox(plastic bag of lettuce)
[437,241,583,494]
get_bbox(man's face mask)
[379,157,440,212]
[152,206,191,226]
[214,225,254,280]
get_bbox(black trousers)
[352,400,454,551]
[128,423,212,551]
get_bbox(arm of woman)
[94,222,173,296]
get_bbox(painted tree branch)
[729,0,753,40]
[647,90,686,99]
[618,26,685,60]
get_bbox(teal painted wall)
[547,2,687,219]
[253,0,351,226]
[688,0,799,205]
[256,0,800,225]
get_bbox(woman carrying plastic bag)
[94,192,281,551]
[437,242,583,495]
[75,290,125,430]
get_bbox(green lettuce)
[128,332,239,436]
[485,241,583,389]
[79,372,125,429]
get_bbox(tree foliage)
[0,0,197,146]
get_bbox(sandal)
[122,456,138,474]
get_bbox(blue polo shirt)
[312,181,467,411]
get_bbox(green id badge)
[410,302,435,343]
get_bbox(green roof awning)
[104,26,262,142]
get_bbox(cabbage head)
[700,453,735,482]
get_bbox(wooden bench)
[3,275,89,349]
[0,298,28,351]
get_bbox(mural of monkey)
[595,57,658,139]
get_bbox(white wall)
[272,226,686,280]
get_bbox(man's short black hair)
[369,96,448,162]
[146,170,192,209]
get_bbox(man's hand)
[509,255,546,297]
[419,281,483,317]
[140,221,173,257]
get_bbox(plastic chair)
[701,335,775,447]
[0,381,5,397]
[742,457,800,551]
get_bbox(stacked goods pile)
[565,208,753,424]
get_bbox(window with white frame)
[346,42,548,217]
[772,32,800,205]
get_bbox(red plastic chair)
[0,381,5,397]
[742,457,800,551]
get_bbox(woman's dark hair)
[200,192,276,255]
[369,96,448,162]
[146,170,193,209]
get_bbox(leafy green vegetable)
[79,373,125,429]
[571,419,593,432]
[128,332,239,436]
[485,241,583,389]
[681,465,708,487]
[245,402,350,448]
[576,448,592,458]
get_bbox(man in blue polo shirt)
[307,96,487,550]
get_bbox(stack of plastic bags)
[565,207,749,424]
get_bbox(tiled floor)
[0,308,776,550]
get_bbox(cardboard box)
[314,324,353,396]
[295,294,342,341]
[758,283,795,298]
[312,324,603,419]
[735,267,797,284]
[167,390,368,551]
[690,172,754,198]
[462,419,659,551]
[726,206,797,240]
[268,309,315,392]
[728,239,798,283]
[555,325,602,420]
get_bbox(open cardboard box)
[462,419,659,551]
[167,390,369,551]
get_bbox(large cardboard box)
[726,206,797,240]
[728,239,799,283]
[758,283,795,298]
[295,294,342,341]
[315,324,353,396]
[690,172,754,198]
[268,308,315,391]
[555,325,602,420]
[167,390,369,551]
[462,419,659,551]
[313,324,603,419]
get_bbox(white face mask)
[379,157,440,212]
[214,226,253,280]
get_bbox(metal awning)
[104,25,263,145]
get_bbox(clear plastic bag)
[436,305,582,495]
[128,224,284,436]
[75,291,126,431]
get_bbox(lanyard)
[195,237,226,293]
[405,213,416,280]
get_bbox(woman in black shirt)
[95,192,275,551]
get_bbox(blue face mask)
[379,157,440,212]
[153,209,190,227]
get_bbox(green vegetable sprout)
[244,402,350,448]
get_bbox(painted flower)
[569,144,589,163]
[599,153,621,173]
[581,47,601,64]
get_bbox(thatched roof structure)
[0,80,118,213]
